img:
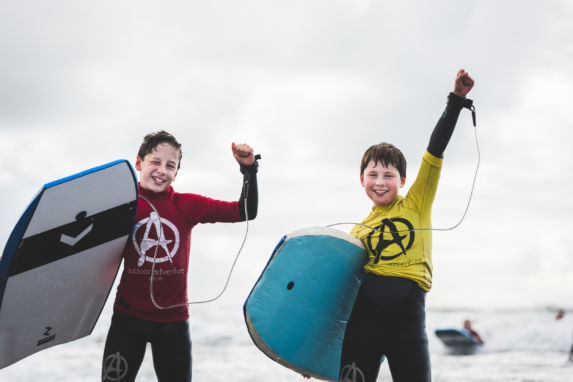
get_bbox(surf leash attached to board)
[141,154,260,309]
[328,102,479,234]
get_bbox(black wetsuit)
[339,93,472,382]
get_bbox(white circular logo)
[132,212,180,267]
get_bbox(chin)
[374,197,394,206]
[143,183,169,193]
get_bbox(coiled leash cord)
[328,102,478,234]
[140,162,255,309]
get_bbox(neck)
[139,184,171,197]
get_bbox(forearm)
[238,160,259,221]
[427,92,473,158]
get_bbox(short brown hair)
[137,130,183,169]
[360,142,406,178]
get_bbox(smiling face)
[135,143,180,193]
[360,159,406,207]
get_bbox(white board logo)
[102,352,128,381]
[132,212,179,267]
[340,362,365,382]
[60,223,93,246]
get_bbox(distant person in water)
[463,320,484,344]
[555,309,573,362]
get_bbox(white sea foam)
[1,301,572,381]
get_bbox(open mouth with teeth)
[373,189,388,196]
[152,176,167,184]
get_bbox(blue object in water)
[435,328,483,355]
[435,328,481,346]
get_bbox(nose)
[156,163,167,175]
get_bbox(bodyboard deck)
[244,227,367,381]
[0,160,138,369]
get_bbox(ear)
[400,177,406,188]
[135,156,142,171]
[360,173,365,187]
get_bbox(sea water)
[1,302,572,381]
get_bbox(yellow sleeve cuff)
[423,150,443,168]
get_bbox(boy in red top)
[101,131,259,382]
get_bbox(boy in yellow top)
[339,70,475,382]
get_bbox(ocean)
[1,301,571,381]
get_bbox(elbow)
[239,206,257,221]
[247,209,258,220]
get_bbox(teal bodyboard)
[244,227,367,381]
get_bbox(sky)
[1,0,572,309]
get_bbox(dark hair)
[137,130,183,169]
[360,142,406,178]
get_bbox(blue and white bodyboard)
[244,227,367,381]
[435,328,482,355]
[435,328,481,346]
[0,160,138,369]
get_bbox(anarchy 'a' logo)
[132,212,180,267]
[367,217,415,263]
[102,352,128,381]
[339,362,365,382]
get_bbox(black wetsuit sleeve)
[238,160,259,221]
[427,92,473,158]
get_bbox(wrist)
[447,92,472,109]
[240,155,260,174]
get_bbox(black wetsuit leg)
[339,274,430,382]
[102,310,192,382]
[385,281,430,382]
[102,311,148,382]
[150,319,192,382]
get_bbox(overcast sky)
[1,0,572,309]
